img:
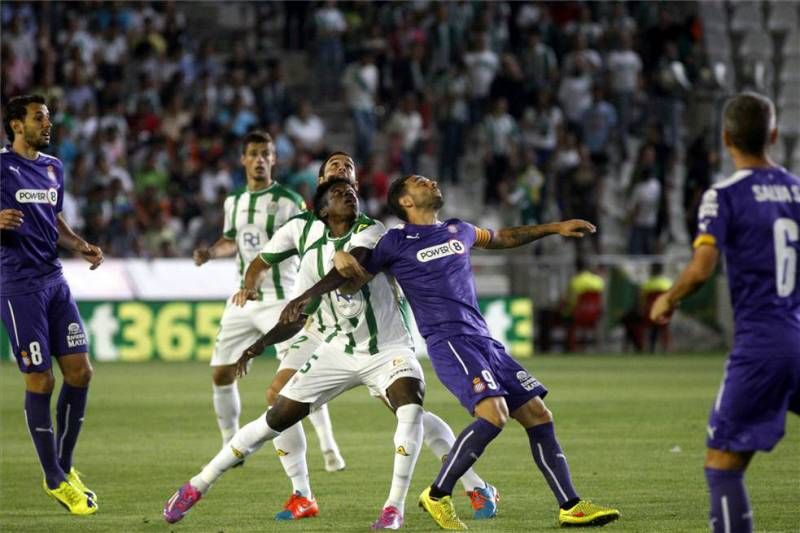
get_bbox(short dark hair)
[317,151,353,180]
[313,177,353,220]
[722,92,775,156]
[3,94,46,141]
[387,175,415,222]
[241,130,273,154]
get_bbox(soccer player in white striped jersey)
[165,178,426,529]
[191,131,344,468]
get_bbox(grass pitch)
[1,354,798,532]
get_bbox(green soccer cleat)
[66,468,97,501]
[418,486,467,530]
[559,500,620,527]
[43,479,98,515]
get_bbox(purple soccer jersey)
[695,167,800,355]
[365,219,546,412]
[696,167,800,451]
[1,146,65,295]
[1,147,87,371]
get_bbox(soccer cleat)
[467,484,499,519]
[163,482,202,524]
[323,449,346,472]
[418,486,467,530]
[371,505,404,530]
[66,467,97,501]
[558,500,620,527]
[43,479,97,515]
[274,491,319,521]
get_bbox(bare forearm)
[56,217,88,251]
[244,257,271,289]
[255,317,306,348]
[209,237,237,259]
[485,223,562,249]
[299,268,349,301]
[664,247,718,306]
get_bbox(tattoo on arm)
[483,223,560,249]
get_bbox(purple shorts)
[1,280,88,373]
[707,353,800,452]
[427,335,547,415]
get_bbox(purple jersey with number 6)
[695,167,800,356]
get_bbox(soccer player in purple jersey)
[1,95,103,515]
[651,92,800,533]
[281,175,620,529]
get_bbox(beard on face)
[26,129,50,149]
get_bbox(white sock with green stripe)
[212,383,240,445]
[273,421,312,497]
[385,404,424,511]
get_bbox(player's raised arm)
[193,236,237,266]
[475,219,597,250]
[56,213,104,269]
[650,242,719,324]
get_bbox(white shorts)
[279,343,424,410]
[211,299,290,366]
[277,328,324,372]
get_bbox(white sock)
[212,383,241,445]
[272,421,312,497]
[422,410,486,492]
[384,404,423,512]
[308,403,339,454]
[191,411,279,493]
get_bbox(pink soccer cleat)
[371,505,404,530]
[163,482,202,524]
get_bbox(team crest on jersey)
[16,188,58,206]
[47,165,57,182]
[266,201,279,215]
[66,322,86,348]
[516,371,539,391]
[21,350,31,367]
[416,240,466,263]
[472,376,486,393]
[333,290,364,318]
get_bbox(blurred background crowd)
[1,1,798,261]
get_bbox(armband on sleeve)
[474,227,494,248]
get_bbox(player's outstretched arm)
[193,237,237,266]
[650,244,719,324]
[231,257,273,306]
[333,249,374,294]
[477,220,597,250]
[235,314,308,377]
[56,214,104,269]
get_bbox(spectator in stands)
[562,145,600,253]
[627,144,662,255]
[387,93,425,175]
[520,89,563,169]
[490,53,527,119]
[342,49,379,164]
[434,59,469,184]
[558,55,593,130]
[607,31,642,158]
[519,27,559,98]
[463,32,499,124]
[314,0,347,100]
[285,99,326,158]
[581,86,618,166]
[258,60,292,125]
[481,97,519,205]
[622,263,673,352]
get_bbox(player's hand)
[231,288,258,307]
[333,250,368,279]
[649,293,676,325]
[281,296,310,324]
[0,209,24,230]
[80,242,104,270]
[235,341,265,378]
[193,248,211,266]
[558,220,596,238]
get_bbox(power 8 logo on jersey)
[237,224,268,260]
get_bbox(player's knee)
[212,365,237,386]
[65,364,93,387]
[267,396,310,431]
[25,371,55,393]
[705,449,752,470]
[475,397,509,428]
[387,377,425,409]
[266,385,280,406]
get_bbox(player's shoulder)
[288,210,316,223]
[353,213,383,234]
[37,151,62,166]
[269,182,305,206]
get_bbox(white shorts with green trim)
[210,299,289,366]
[279,342,424,410]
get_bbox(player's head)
[313,177,359,223]
[318,151,357,187]
[4,94,50,149]
[722,92,777,157]
[240,130,275,183]
[387,175,443,222]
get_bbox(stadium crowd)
[1,1,736,258]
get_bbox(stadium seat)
[767,1,799,34]
[730,1,764,34]
[738,30,774,60]
[781,31,800,58]
[566,291,603,352]
[779,57,800,83]
[778,105,800,137]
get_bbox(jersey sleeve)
[471,224,493,248]
[363,230,397,275]
[259,219,300,264]
[222,196,236,239]
[56,163,65,213]
[292,254,322,314]
[349,220,386,250]
[693,187,728,250]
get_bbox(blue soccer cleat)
[468,483,500,519]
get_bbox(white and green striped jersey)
[258,211,327,266]
[222,183,305,300]
[292,215,413,355]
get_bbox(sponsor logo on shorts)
[230,446,244,459]
[21,350,31,366]
[15,188,58,205]
[389,367,413,380]
[395,446,410,456]
[441,454,448,464]
[275,448,289,456]
[516,370,539,391]
[416,240,466,263]
[472,376,486,393]
[66,322,87,348]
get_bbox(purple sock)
[705,468,752,533]
[25,391,66,489]
[527,422,579,507]
[56,384,89,473]
[432,418,502,496]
